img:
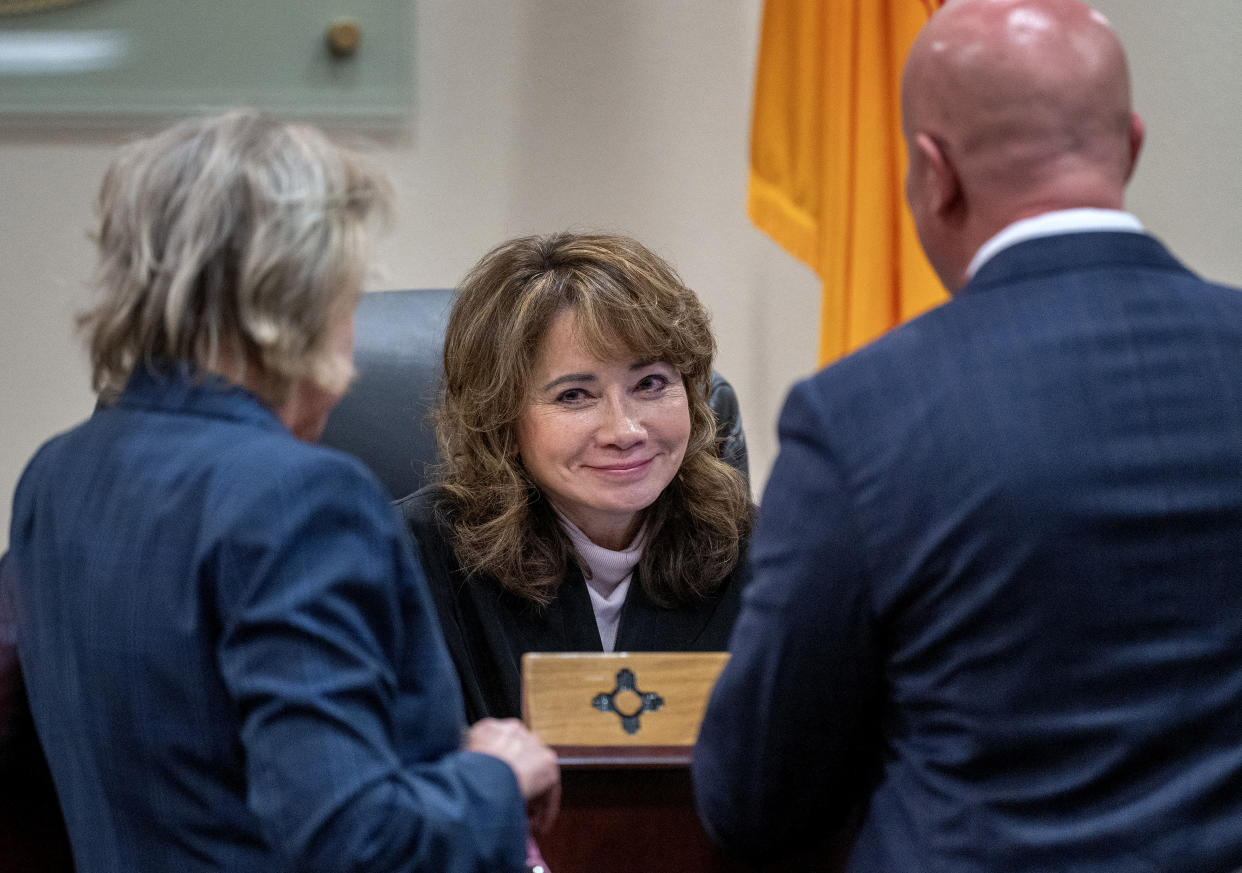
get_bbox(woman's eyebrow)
[540,372,597,392]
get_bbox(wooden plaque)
[521,651,729,749]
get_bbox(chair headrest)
[319,289,454,500]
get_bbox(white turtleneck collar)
[557,512,648,652]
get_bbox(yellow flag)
[748,0,949,366]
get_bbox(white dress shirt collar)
[966,208,1145,280]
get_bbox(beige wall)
[2,1,1241,550]
[1092,1,1242,284]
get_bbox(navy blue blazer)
[9,365,527,873]
[694,232,1242,873]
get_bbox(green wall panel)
[0,0,412,119]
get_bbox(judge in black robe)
[400,486,749,722]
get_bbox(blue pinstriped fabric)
[697,232,1242,873]
[9,364,526,873]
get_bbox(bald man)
[693,1,1242,871]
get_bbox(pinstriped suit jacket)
[9,365,527,873]
[695,232,1242,873]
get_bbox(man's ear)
[1123,111,1145,183]
[915,131,962,217]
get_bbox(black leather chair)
[320,289,748,500]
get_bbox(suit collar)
[113,360,287,433]
[961,231,1193,298]
[966,209,1144,279]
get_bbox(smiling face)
[516,308,691,550]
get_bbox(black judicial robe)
[399,486,748,722]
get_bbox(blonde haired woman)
[9,110,557,873]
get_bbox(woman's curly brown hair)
[433,232,753,607]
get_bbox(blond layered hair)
[79,109,391,404]
[434,232,753,606]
